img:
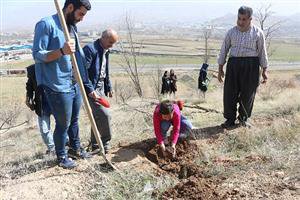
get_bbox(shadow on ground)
[111,125,225,163]
[191,125,224,139]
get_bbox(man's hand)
[108,91,113,98]
[25,96,34,110]
[261,68,268,84]
[218,65,225,83]
[88,91,100,100]
[62,39,76,55]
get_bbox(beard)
[66,10,78,26]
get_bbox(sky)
[0,0,299,31]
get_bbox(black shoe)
[238,119,252,128]
[237,116,252,127]
[221,120,236,129]
[68,147,91,160]
[89,145,101,155]
[90,146,109,155]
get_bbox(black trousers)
[223,57,260,122]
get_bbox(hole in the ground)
[137,138,202,179]
[117,138,225,199]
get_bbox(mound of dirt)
[145,140,200,178]
[143,139,224,199]
[161,176,221,200]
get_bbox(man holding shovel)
[83,29,118,154]
[32,0,92,168]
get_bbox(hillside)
[0,70,299,199]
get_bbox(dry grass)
[258,79,297,101]
[87,168,175,200]
[1,70,300,199]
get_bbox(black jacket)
[169,74,177,92]
[161,75,170,94]
[26,64,43,116]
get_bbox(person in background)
[25,64,55,155]
[161,70,170,95]
[169,69,177,98]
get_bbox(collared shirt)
[95,49,108,96]
[218,24,268,68]
[99,49,108,79]
[32,14,87,92]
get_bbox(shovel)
[54,0,116,170]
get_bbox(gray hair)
[101,29,118,39]
[238,6,253,18]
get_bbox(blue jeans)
[161,115,193,139]
[44,84,82,158]
[38,114,54,151]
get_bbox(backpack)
[198,63,210,92]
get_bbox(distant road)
[110,62,300,73]
[1,62,300,76]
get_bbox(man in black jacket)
[83,29,118,154]
[25,64,55,154]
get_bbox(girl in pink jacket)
[153,100,193,156]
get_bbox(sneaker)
[238,119,252,128]
[58,156,77,169]
[221,120,236,129]
[237,116,252,128]
[68,147,92,160]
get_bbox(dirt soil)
[138,138,223,200]
[135,134,299,200]
[1,130,299,200]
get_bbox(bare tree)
[118,13,143,97]
[150,65,162,100]
[256,4,282,57]
[114,80,134,104]
[0,103,26,134]
[202,25,213,64]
